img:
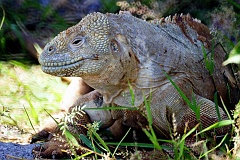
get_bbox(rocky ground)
[0,142,39,160]
[0,125,39,159]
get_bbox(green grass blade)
[0,6,5,30]
[157,139,174,143]
[180,123,199,144]
[163,71,195,113]
[191,93,201,122]
[23,105,36,133]
[220,96,232,120]
[106,142,155,148]
[142,92,162,151]
[9,60,29,70]
[77,151,94,159]
[144,95,152,125]
[33,43,43,55]
[214,92,222,121]
[178,138,185,159]
[44,109,59,124]
[142,128,162,150]
[25,93,39,124]
[228,0,240,9]
[202,45,214,75]
[202,141,209,160]
[113,127,131,155]
[89,131,101,160]
[199,133,228,158]
[91,129,112,156]
[83,106,138,110]
[128,81,135,106]
[80,134,101,153]
[196,120,234,135]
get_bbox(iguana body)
[35,11,239,158]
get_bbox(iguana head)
[39,12,113,77]
[39,12,139,103]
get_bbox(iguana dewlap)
[39,11,239,142]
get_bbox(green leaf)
[80,134,101,153]
[64,129,79,147]
[223,41,240,65]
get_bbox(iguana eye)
[48,46,54,52]
[110,40,120,52]
[71,37,84,46]
[47,45,55,53]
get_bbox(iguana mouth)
[39,54,99,67]
[39,54,99,76]
[40,56,84,67]
[41,60,82,73]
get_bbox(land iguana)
[33,11,239,158]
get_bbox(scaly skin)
[35,11,239,158]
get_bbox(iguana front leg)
[33,90,101,158]
[32,90,149,158]
[60,77,93,112]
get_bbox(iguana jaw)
[39,51,107,77]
